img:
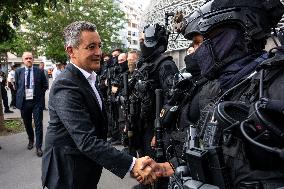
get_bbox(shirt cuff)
[128,157,137,173]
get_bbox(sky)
[141,0,151,10]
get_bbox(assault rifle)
[121,72,136,156]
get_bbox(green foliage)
[9,0,126,63]
[0,0,49,43]
[0,119,25,136]
[0,33,34,55]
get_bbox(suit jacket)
[14,67,48,109]
[42,63,133,189]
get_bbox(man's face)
[39,63,44,70]
[127,53,138,73]
[118,53,127,64]
[112,50,120,57]
[22,52,34,68]
[68,31,102,72]
[103,56,110,63]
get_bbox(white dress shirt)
[25,66,34,88]
[7,70,15,83]
[71,63,102,110]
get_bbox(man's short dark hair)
[63,21,97,48]
[112,48,122,53]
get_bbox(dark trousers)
[1,86,9,110]
[42,92,47,109]
[8,82,16,107]
[21,100,43,148]
[109,101,121,141]
[140,121,155,157]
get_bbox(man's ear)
[66,46,75,58]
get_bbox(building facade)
[116,0,143,50]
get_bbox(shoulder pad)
[153,55,173,65]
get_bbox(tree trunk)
[0,86,4,132]
[0,52,7,131]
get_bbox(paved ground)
[0,79,138,189]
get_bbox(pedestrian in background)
[15,52,48,157]
[0,71,13,113]
[39,62,49,110]
[7,65,16,109]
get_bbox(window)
[128,31,131,36]
[132,40,138,45]
[132,23,137,28]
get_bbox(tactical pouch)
[185,147,209,183]
[140,96,154,120]
[185,146,231,189]
[160,104,179,129]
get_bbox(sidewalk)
[0,109,49,189]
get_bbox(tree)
[0,0,58,130]
[0,53,8,131]
[17,0,126,63]
[0,0,49,43]
[0,0,75,42]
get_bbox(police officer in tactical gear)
[132,23,178,189]
[113,53,129,145]
[137,23,178,156]
[142,0,284,188]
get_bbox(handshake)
[131,156,174,185]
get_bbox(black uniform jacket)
[42,63,133,189]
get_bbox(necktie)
[27,68,31,89]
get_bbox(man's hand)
[131,156,157,185]
[138,158,175,178]
[150,136,156,149]
[187,47,195,55]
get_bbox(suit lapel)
[33,67,38,84]
[20,68,26,88]
[67,64,104,115]
[94,83,107,119]
[85,83,102,110]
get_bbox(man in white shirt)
[7,65,16,109]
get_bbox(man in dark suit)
[42,21,157,189]
[15,52,48,157]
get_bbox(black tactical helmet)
[140,23,169,60]
[180,0,284,40]
[143,23,169,48]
